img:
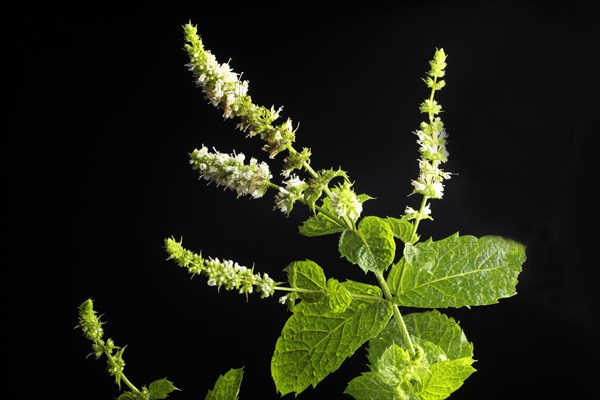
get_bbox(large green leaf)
[271,281,393,396]
[387,234,525,308]
[339,216,396,273]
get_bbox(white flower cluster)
[411,117,451,199]
[274,174,308,214]
[404,203,431,220]
[190,146,272,198]
[204,257,276,298]
[165,237,276,299]
[188,49,249,119]
[330,181,363,223]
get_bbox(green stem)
[428,75,438,124]
[274,285,381,302]
[286,145,355,230]
[374,271,415,357]
[303,160,355,230]
[105,350,140,394]
[266,181,348,230]
[409,195,429,244]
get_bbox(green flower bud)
[77,298,104,344]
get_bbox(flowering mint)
[76,299,181,399]
[189,145,272,199]
[77,25,526,400]
[165,237,277,298]
[182,23,248,118]
[274,174,309,215]
[410,48,451,200]
[184,23,297,159]
[329,180,363,223]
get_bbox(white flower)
[190,146,272,198]
[330,181,363,222]
[274,174,308,214]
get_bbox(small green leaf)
[385,217,417,244]
[148,378,179,399]
[387,234,526,307]
[326,278,352,312]
[419,358,476,400]
[339,216,396,273]
[271,281,392,396]
[299,214,344,237]
[117,392,137,400]
[344,371,405,400]
[299,198,344,237]
[285,260,326,302]
[205,368,244,400]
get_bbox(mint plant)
[76,21,526,399]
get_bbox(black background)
[5,2,599,399]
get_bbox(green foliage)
[387,234,526,308]
[298,198,345,237]
[205,368,244,400]
[271,281,393,396]
[285,259,327,303]
[347,311,475,400]
[76,22,527,400]
[339,216,396,273]
[77,299,180,399]
[385,216,419,244]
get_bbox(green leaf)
[299,198,344,237]
[271,281,392,396]
[205,368,244,400]
[346,343,425,400]
[117,392,138,400]
[419,358,475,400]
[299,214,344,237]
[403,311,473,361]
[387,234,526,308]
[366,310,472,367]
[148,379,179,399]
[344,370,407,400]
[385,217,417,244]
[326,278,352,312]
[348,311,475,400]
[285,260,327,302]
[346,353,474,400]
[339,216,396,273]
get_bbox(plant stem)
[266,181,348,230]
[105,350,140,394]
[374,271,415,357]
[274,285,382,302]
[409,195,429,243]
